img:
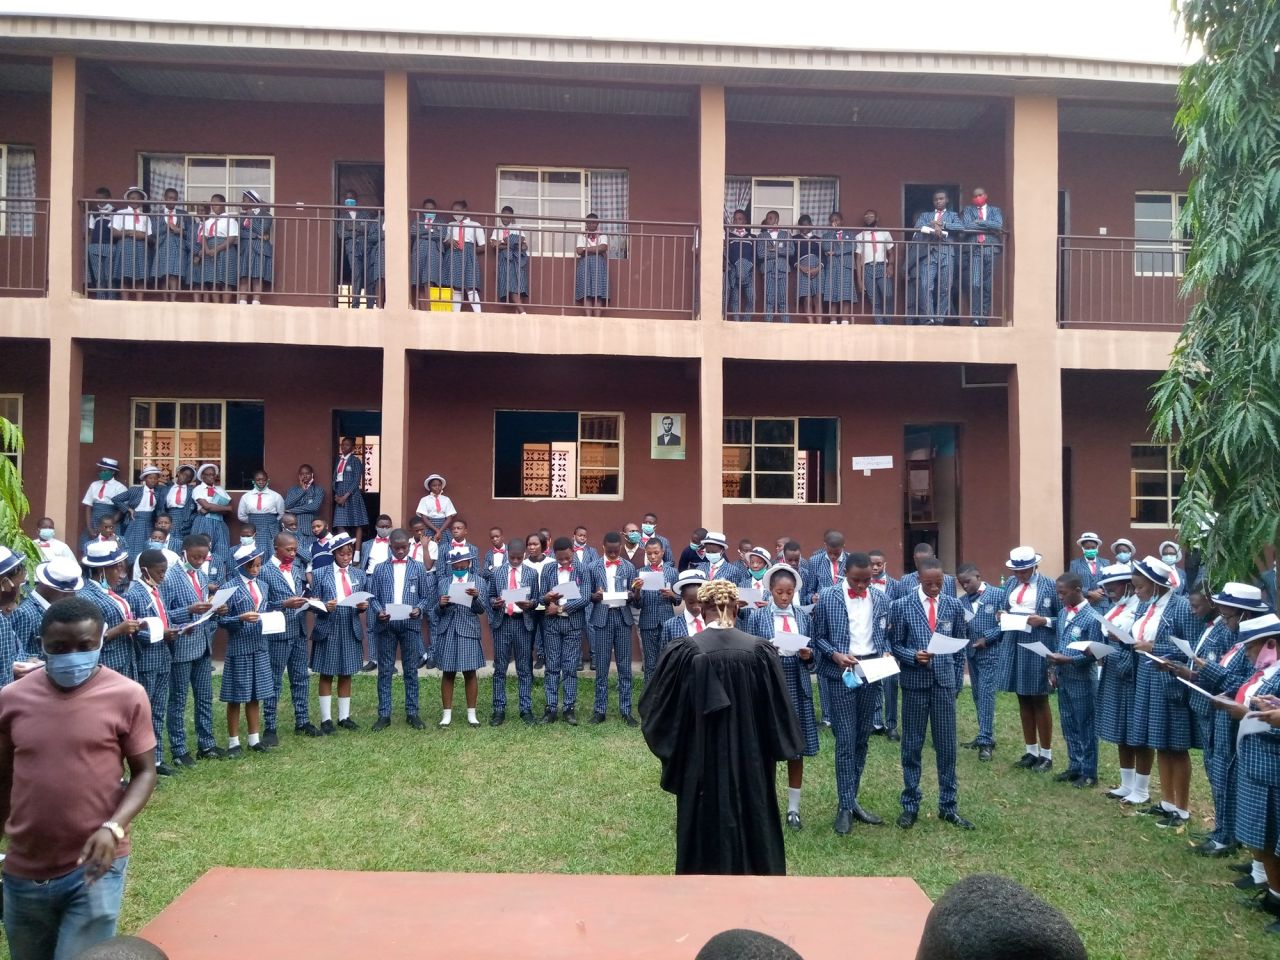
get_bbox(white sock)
[1110,768,1135,796]
[452,291,462,312]
[1040,747,1052,760]
[227,736,240,748]
[787,787,801,814]
[338,697,351,721]
[440,708,452,725]
[467,708,478,724]
[1175,807,1189,819]
[1252,860,1267,883]
[251,297,260,305]
[1160,800,1175,812]
[248,732,260,746]
[238,297,248,304]
[1134,773,1151,794]
[467,289,481,312]
[1025,743,1039,757]
[319,696,332,722]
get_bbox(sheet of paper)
[1098,617,1136,645]
[259,611,286,635]
[1067,639,1115,659]
[336,590,374,608]
[1137,649,1172,667]
[207,585,239,609]
[639,570,666,591]
[998,613,1031,633]
[1170,635,1195,659]
[304,597,329,613]
[1018,640,1053,658]
[602,590,629,608]
[500,587,529,604]
[738,587,764,605]
[142,616,165,643]
[856,655,901,683]
[447,582,474,606]
[553,581,581,602]
[772,632,811,655]
[1174,675,1236,708]
[927,632,969,655]
[1008,602,1036,615]
[799,603,815,615]
[1238,714,1272,747]
[384,603,413,621]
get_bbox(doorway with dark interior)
[903,425,961,575]
[331,409,382,540]
[334,162,385,308]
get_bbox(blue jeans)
[4,855,129,960]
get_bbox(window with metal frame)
[1133,191,1189,277]
[1130,442,1183,526]
[0,143,38,238]
[724,176,840,226]
[495,166,629,257]
[722,417,839,503]
[138,154,275,206]
[493,409,624,500]
[129,399,265,491]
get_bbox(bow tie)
[848,588,867,599]
[392,559,407,565]
[871,578,886,585]
[605,560,620,567]
[451,541,465,548]
[279,561,293,572]
[375,537,389,543]
[559,564,573,572]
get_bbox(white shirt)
[82,477,127,506]
[844,589,876,656]
[33,537,76,563]
[133,546,181,581]
[449,217,485,247]
[408,538,438,565]
[1133,592,1170,645]
[489,226,526,244]
[772,607,801,637]
[684,609,706,633]
[416,493,456,521]
[110,205,152,236]
[236,488,285,521]
[391,559,407,604]
[133,485,160,513]
[1104,594,1140,630]
[193,483,230,513]
[365,536,393,573]
[203,214,239,239]
[575,233,609,253]
[853,229,894,262]
[489,549,507,569]
[270,554,301,592]
[166,483,193,510]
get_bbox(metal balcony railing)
[1057,235,1194,329]
[0,197,48,297]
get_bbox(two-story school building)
[0,15,1190,576]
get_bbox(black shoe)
[250,742,271,753]
[225,745,243,759]
[563,708,578,726]
[1231,861,1254,874]
[542,708,558,724]
[978,746,993,762]
[1266,919,1280,935]
[295,723,322,738]
[622,714,639,728]
[521,709,537,725]
[262,729,279,748]
[1141,804,1169,817]
[850,801,884,826]
[1248,890,1280,916]
[360,660,377,673]
[407,715,425,730]
[886,729,901,742]
[468,716,481,728]
[1156,813,1190,829]
[1015,752,1038,768]
[1193,841,1235,858]
[1234,874,1266,890]
[197,746,225,760]
[588,711,607,725]
[1054,769,1080,783]
[534,656,545,670]
[371,717,391,731]
[156,762,177,777]
[897,810,918,829]
[787,811,802,832]
[940,811,975,830]
[871,726,885,737]
[490,711,506,727]
[173,752,197,768]
[834,809,853,835]
[338,718,359,731]
[1074,777,1098,789]
[961,738,980,750]
[1032,757,1053,773]
[320,720,336,735]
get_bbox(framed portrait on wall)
[651,413,685,460]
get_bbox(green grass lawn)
[22,673,1275,959]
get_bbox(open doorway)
[903,425,960,573]
[332,409,382,529]
[333,162,384,307]
[902,182,961,230]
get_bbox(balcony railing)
[0,197,48,297]
[1057,235,1195,329]
[722,224,1006,325]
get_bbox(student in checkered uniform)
[162,466,197,539]
[1045,572,1102,788]
[586,533,640,725]
[897,543,958,599]
[804,533,847,605]
[698,532,744,586]
[630,539,680,683]
[486,538,541,726]
[868,548,903,738]
[260,531,320,741]
[1000,546,1062,773]
[309,533,369,734]
[810,553,891,835]
[1127,555,1200,826]
[123,549,178,775]
[79,542,140,680]
[539,538,591,725]
[1094,564,1142,800]
[887,557,973,830]
[367,530,430,731]
[0,548,24,688]
[283,465,326,536]
[1185,584,1239,766]
[332,438,369,556]
[217,545,277,757]
[163,535,223,764]
[956,563,1005,760]
[432,547,487,728]
[113,466,165,561]
[660,572,709,649]
[1068,531,1109,610]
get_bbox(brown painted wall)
[3,339,50,527]
[0,91,52,296]
[1061,369,1172,559]
[723,361,1011,577]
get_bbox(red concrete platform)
[140,868,933,959]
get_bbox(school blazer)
[630,562,680,631]
[586,557,638,628]
[486,561,542,632]
[746,605,818,676]
[961,203,1004,253]
[809,586,890,682]
[161,566,213,662]
[367,558,431,629]
[259,561,310,640]
[888,592,965,691]
[961,585,1006,661]
[698,559,745,584]
[539,561,590,629]
[433,572,485,639]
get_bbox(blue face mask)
[626,531,641,545]
[842,666,862,689]
[240,536,256,547]
[344,198,357,207]
[750,567,766,581]
[38,527,55,540]
[1115,551,1132,563]
[642,524,656,536]
[46,646,101,688]
[452,569,468,579]
[704,550,722,563]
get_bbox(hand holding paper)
[336,591,374,608]
[554,581,581,602]
[142,616,166,643]
[1018,641,1053,658]
[1068,639,1115,659]
[772,633,811,656]
[999,613,1031,634]
[602,591,629,608]
[1098,617,1136,645]
[927,633,969,655]
[259,611,287,635]
[500,586,529,604]
[639,571,666,592]
[856,656,901,683]
[1169,636,1195,659]
[384,603,413,621]
[447,582,474,606]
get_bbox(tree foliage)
[1152,0,1280,582]
[0,416,37,569]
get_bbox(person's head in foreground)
[915,874,1086,960]
[697,579,741,627]
[695,929,803,960]
[74,935,169,959]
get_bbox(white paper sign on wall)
[851,455,894,477]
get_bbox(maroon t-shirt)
[0,667,155,880]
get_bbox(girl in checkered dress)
[114,466,165,561]
[490,207,530,312]
[574,214,609,316]
[309,536,369,733]
[110,187,152,300]
[432,550,487,728]
[217,546,276,756]
[191,463,233,558]
[1093,565,1142,800]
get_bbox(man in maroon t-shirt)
[0,596,157,960]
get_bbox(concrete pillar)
[1007,93,1064,571]
[379,340,410,525]
[382,71,410,313]
[698,85,726,323]
[47,55,83,301]
[45,335,83,534]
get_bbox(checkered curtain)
[724,176,751,221]
[799,177,839,223]
[588,169,628,259]
[144,155,186,203]
[4,146,36,237]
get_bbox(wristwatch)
[101,821,124,842]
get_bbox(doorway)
[902,183,961,230]
[332,409,382,528]
[333,162,385,307]
[903,425,960,573]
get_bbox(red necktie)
[339,567,352,597]
[206,486,216,497]
[927,597,937,632]
[411,543,421,560]
[109,590,130,618]
[1015,583,1030,606]
[98,481,107,498]
[507,568,518,615]
[831,558,839,582]
[151,587,169,628]
[434,496,442,513]
[1088,560,1097,575]
[781,615,793,632]
[256,493,263,510]
[176,485,184,505]
[1135,603,1157,644]
[1107,604,1125,622]
[336,456,347,481]
[188,570,202,599]
[147,489,155,508]
[692,616,704,633]
[248,580,261,609]
[1237,668,1267,705]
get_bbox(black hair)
[868,547,887,558]
[915,874,1086,960]
[643,511,658,521]
[42,596,104,635]
[422,198,436,207]
[500,205,514,214]
[452,199,468,209]
[783,540,801,553]
[376,514,393,524]
[527,532,548,549]
[181,534,206,551]
[1056,571,1083,591]
[797,214,813,225]
[452,516,468,528]
[844,551,872,572]
[298,463,314,472]
[693,527,708,540]
[95,186,112,197]
[138,548,166,571]
[389,528,410,541]
[917,557,943,574]
[738,538,753,550]
[507,538,526,553]
[825,531,845,548]
[210,193,226,202]
[603,531,622,545]
[913,542,935,557]
[956,562,981,577]
[644,538,664,550]
[552,536,574,552]
[695,929,803,960]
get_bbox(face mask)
[452,569,468,579]
[626,532,641,545]
[38,527,54,540]
[98,203,113,212]
[1083,549,1098,560]
[842,666,862,689]
[344,198,357,206]
[151,541,168,550]
[376,526,392,536]
[240,536,256,547]
[704,550,722,563]
[283,527,298,535]
[1162,554,1178,564]
[750,567,766,581]
[98,471,113,481]
[1257,639,1278,670]
[690,542,700,550]
[254,481,268,491]
[423,212,436,222]
[973,194,988,206]
[1115,551,1132,563]
[641,524,656,536]
[46,646,101,688]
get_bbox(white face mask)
[240,536,256,547]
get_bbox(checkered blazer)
[888,591,964,691]
[698,558,745,584]
[539,560,590,629]
[810,585,890,682]
[631,562,680,630]
[161,565,213,661]
[367,558,431,618]
[586,557,638,628]
[259,560,310,641]
[486,561,542,631]
[961,584,1006,660]
[1237,668,1280,785]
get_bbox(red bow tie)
[392,559,407,564]
[605,560,620,567]
[871,578,887,585]
[451,540,465,548]
[375,537,389,543]
[280,561,293,572]
[559,564,573,572]
[848,588,867,599]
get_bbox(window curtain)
[588,169,628,259]
[4,146,37,237]
[799,177,839,224]
[723,176,751,222]
[143,155,186,204]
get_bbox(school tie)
[410,542,421,561]
[1106,604,1126,622]
[605,560,620,567]
[187,569,202,600]
[256,492,263,510]
[108,589,131,619]
[280,560,293,573]
[871,578,886,587]
[1088,560,1097,575]
[507,568,518,615]
[831,558,840,583]
[335,456,346,481]
[692,616,704,633]
[147,489,155,508]
[176,485,184,506]
[375,537,389,544]
[452,540,465,549]
[339,567,352,598]
[434,496,442,514]
[1015,583,1030,607]
[977,206,987,243]
[560,564,573,572]
[206,485,216,498]
[781,615,793,632]
[927,597,937,632]
[1135,603,1158,644]
[1237,668,1268,705]
[150,586,169,628]
[848,587,867,599]
[248,580,261,610]
[98,480,108,498]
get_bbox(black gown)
[639,625,804,876]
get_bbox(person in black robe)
[640,578,804,876]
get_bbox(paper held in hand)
[1067,640,1115,659]
[1098,617,1136,645]
[1175,675,1238,709]
[259,611,287,635]
[552,581,581,603]
[500,587,529,605]
[304,597,329,614]
[639,570,666,592]
[772,632,811,656]
[1169,636,1195,659]
[186,585,242,629]
[999,613,1031,634]
[1238,714,1272,747]
[927,633,969,655]
[336,591,374,608]
[142,616,166,643]
[602,591,629,608]
[1018,640,1054,658]
[1137,649,1172,667]
[738,587,765,605]
[384,603,413,621]
[447,582,474,606]
[856,656,901,684]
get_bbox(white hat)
[765,562,801,585]
[1238,614,1280,645]
[701,531,728,549]
[1132,555,1174,588]
[746,547,773,567]
[233,544,264,568]
[196,462,219,480]
[1111,538,1136,554]
[1005,546,1041,570]
[0,546,22,577]
[35,557,84,593]
[674,569,707,591]
[138,465,162,479]
[1076,532,1101,546]
[82,541,128,567]
[424,473,446,491]
[448,547,472,564]
[1213,582,1270,613]
[1158,540,1183,562]
[1096,563,1133,586]
[95,456,120,472]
